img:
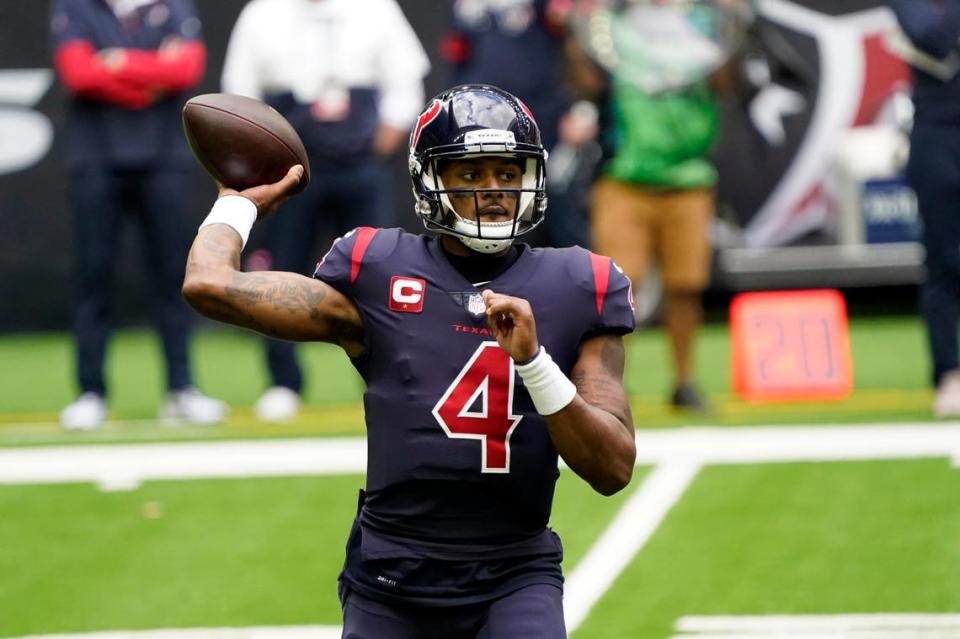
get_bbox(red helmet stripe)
[517,98,538,126]
[410,99,443,150]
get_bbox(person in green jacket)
[592,77,720,412]
[560,0,750,412]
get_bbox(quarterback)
[182,85,637,638]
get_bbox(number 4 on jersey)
[432,342,523,473]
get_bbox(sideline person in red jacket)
[51,0,225,430]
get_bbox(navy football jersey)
[315,228,634,604]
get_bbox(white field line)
[11,628,341,639]
[629,424,960,466]
[564,461,702,632]
[2,424,959,489]
[4,423,960,639]
[0,438,367,490]
[671,633,960,639]
[562,423,960,632]
[673,613,960,638]
[678,613,960,630]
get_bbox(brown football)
[182,93,310,194]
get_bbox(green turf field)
[576,459,960,638]
[0,315,936,446]
[0,470,639,637]
[2,453,957,638]
[1,317,956,639]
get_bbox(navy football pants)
[341,583,566,639]
[68,166,193,396]
[261,160,393,392]
[907,125,960,386]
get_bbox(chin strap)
[458,235,515,254]
[449,208,519,254]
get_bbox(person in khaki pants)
[592,177,714,411]
[555,0,747,412]
[583,50,724,413]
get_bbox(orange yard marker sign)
[730,289,853,403]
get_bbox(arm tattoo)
[223,272,364,346]
[225,272,328,316]
[187,225,362,346]
[599,336,626,377]
[332,315,366,347]
[197,226,242,267]
[573,337,632,431]
[199,294,272,334]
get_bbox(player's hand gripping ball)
[182,93,311,194]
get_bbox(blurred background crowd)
[0,0,946,424]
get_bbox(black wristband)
[514,346,542,367]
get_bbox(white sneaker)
[60,392,107,431]
[160,388,227,425]
[934,370,960,418]
[254,386,301,421]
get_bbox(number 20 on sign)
[730,289,853,403]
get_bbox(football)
[182,93,310,194]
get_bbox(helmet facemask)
[412,150,548,254]
[408,85,550,252]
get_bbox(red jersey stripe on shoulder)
[350,227,379,284]
[588,252,610,315]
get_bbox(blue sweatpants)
[907,125,960,386]
[68,165,193,396]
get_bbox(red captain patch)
[389,276,426,313]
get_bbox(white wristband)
[199,195,258,250]
[515,347,577,416]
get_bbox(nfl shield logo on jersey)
[466,293,486,317]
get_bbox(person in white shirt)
[221,0,430,421]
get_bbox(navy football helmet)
[408,84,548,253]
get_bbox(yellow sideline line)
[0,403,367,434]
[0,388,933,432]
[641,388,931,413]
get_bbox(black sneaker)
[670,384,710,414]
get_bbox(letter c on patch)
[389,276,426,313]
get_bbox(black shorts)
[340,581,566,639]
